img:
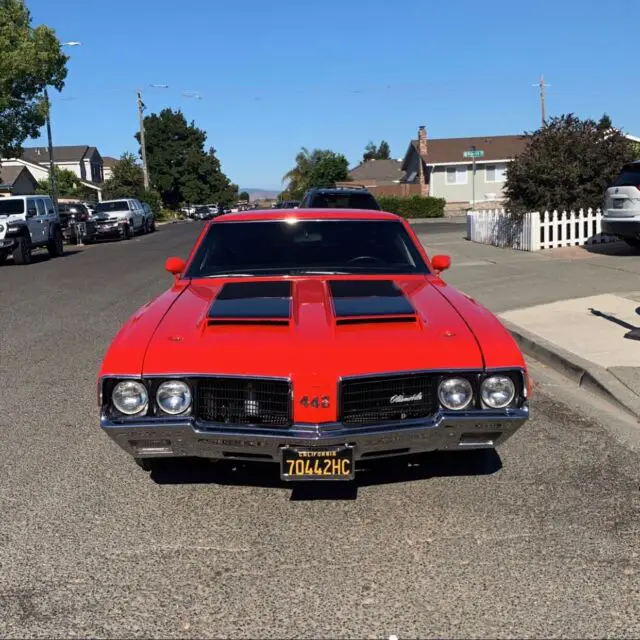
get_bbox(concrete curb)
[502,319,640,421]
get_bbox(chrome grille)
[196,377,291,426]
[340,373,438,425]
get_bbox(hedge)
[377,195,445,218]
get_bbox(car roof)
[306,187,372,194]
[212,208,401,223]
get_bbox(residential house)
[21,145,105,183]
[102,156,119,181]
[401,126,529,208]
[0,145,106,201]
[0,166,38,197]
[344,159,421,196]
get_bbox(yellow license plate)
[281,446,354,481]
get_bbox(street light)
[44,40,81,209]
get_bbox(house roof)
[348,159,405,184]
[404,134,529,169]
[102,156,119,167]
[0,165,36,187]
[21,145,99,164]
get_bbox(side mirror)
[165,256,186,282]
[431,254,451,274]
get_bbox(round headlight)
[156,380,192,415]
[0,223,5,233]
[438,377,473,411]
[481,376,516,409]
[112,380,148,415]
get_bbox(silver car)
[602,161,640,248]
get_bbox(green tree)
[283,148,351,199]
[0,0,68,158]
[308,152,350,189]
[36,166,94,200]
[101,152,162,214]
[363,140,391,161]
[239,191,250,201]
[136,108,236,208]
[505,114,636,215]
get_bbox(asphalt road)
[1,221,639,639]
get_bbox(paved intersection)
[0,222,639,638]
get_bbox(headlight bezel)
[101,376,194,419]
[436,369,525,412]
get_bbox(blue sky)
[27,0,639,191]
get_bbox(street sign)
[463,149,484,158]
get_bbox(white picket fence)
[466,208,621,251]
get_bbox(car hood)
[141,276,485,378]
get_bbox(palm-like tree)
[282,147,317,198]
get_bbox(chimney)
[418,125,428,158]
[417,126,429,197]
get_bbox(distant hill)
[241,188,280,201]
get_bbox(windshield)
[0,199,25,215]
[94,201,129,213]
[309,192,380,210]
[613,166,640,187]
[185,219,429,278]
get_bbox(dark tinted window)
[0,199,24,215]
[186,220,428,278]
[95,200,129,213]
[307,191,380,210]
[613,165,640,187]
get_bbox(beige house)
[400,126,529,208]
[102,156,119,181]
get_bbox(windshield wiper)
[289,269,351,275]
[203,273,256,278]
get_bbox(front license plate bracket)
[280,445,355,481]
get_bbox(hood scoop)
[329,280,418,325]
[207,281,292,326]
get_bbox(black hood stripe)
[329,280,415,318]
[209,281,292,319]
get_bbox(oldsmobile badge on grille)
[390,393,423,404]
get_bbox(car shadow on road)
[581,241,636,257]
[148,449,502,500]
[1,250,82,266]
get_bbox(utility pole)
[536,75,550,127]
[137,89,150,190]
[43,86,58,209]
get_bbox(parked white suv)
[92,199,148,240]
[0,195,64,265]
[602,161,640,248]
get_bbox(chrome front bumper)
[101,406,529,463]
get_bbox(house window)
[445,166,468,185]
[485,164,507,183]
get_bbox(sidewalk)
[414,227,640,418]
[500,293,640,420]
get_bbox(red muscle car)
[98,209,530,480]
